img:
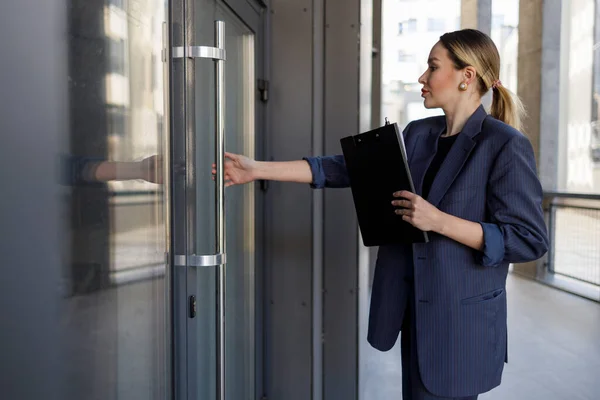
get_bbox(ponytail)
[490,84,525,131]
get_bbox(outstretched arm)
[215,152,313,186]
[215,152,350,188]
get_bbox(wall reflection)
[64,0,168,398]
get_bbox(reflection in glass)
[188,3,257,398]
[64,0,168,398]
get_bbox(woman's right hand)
[212,152,258,187]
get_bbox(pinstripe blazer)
[304,105,549,397]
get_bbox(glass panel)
[491,0,519,93]
[63,0,169,399]
[552,0,600,292]
[217,6,256,399]
[362,0,461,398]
[190,2,218,397]
[558,0,600,194]
[190,2,256,399]
[552,205,600,285]
[380,0,461,130]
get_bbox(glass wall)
[380,0,461,131]
[558,0,600,194]
[63,1,169,398]
[362,1,461,398]
[491,0,519,94]
[545,0,600,287]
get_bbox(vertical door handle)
[171,20,227,400]
[214,23,226,400]
[172,21,227,265]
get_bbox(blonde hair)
[439,29,525,131]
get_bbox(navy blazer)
[304,105,549,397]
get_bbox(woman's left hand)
[392,190,445,232]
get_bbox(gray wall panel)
[267,0,365,398]
[267,1,314,399]
[0,0,67,398]
[324,0,360,399]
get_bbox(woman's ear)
[464,66,477,85]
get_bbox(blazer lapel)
[425,105,488,207]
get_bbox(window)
[398,18,417,35]
[492,14,505,30]
[558,0,600,192]
[373,3,467,394]
[407,18,417,32]
[398,51,415,62]
[108,38,126,76]
[427,18,446,32]
[491,0,519,93]
[106,105,127,137]
[546,0,600,290]
[382,0,461,131]
[109,0,125,9]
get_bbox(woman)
[217,29,548,400]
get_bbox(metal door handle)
[174,253,226,267]
[172,20,226,266]
[172,45,226,60]
[172,20,227,400]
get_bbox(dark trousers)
[400,284,478,400]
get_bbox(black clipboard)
[340,120,429,247]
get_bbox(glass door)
[170,0,259,398]
[59,1,170,399]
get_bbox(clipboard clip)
[385,117,390,126]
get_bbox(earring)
[459,82,468,91]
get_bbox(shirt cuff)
[478,222,505,267]
[302,156,325,189]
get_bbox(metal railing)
[543,192,600,300]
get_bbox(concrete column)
[514,0,563,277]
[517,0,544,165]
[461,0,492,34]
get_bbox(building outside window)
[551,0,600,286]
[559,0,600,193]
[398,18,418,35]
[491,0,519,94]
[398,50,415,62]
[381,0,461,129]
[427,18,446,32]
[363,2,463,397]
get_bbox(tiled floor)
[360,273,600,400]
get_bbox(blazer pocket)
[460,288,505,305]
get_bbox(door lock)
[189,295,197,318]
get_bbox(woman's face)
[418,41,466,110]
